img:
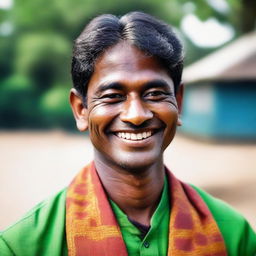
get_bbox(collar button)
[143,241,150,248]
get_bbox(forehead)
[95,42,166,74]
[87,41,173,92]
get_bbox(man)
[0,11,255,256]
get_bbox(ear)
[69,88,88,132]
[176,83,184,126]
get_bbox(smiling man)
[0,11,256,256]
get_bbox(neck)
[94,158,165,226]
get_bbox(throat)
[109,174,164,226]
[94,159,165,225]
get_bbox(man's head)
[71,11,184,102]
[70,12,184,172]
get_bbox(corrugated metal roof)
[183,32,256,84]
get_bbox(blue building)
[181,32,256,140]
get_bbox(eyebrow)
[143,79,172,91]
[95,82,124,95]
[95,79,173,95]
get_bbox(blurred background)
[0,0,255,230]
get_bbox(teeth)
[137,133,142,140]
[117,131,152,140]
[131,133,136,140]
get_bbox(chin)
[117,162,152,173]
[110,152,163,174]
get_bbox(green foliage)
[39,85,74,129]
[15,33,71,90]
[0,0,254,129]
[0,36,15,79]
[0,74,38,128]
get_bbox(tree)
[241,0,256,33]
[0,0,255,128]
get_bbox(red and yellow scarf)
[66,162,227,255]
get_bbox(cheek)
[153,104,178,148]
[88,105,118,133]
[153,104,179,124]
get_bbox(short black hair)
[71,11,184,99]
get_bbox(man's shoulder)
[0,188,68,255]
[191,184,244,222]
[191,184,256,255]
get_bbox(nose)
[120,96,153,126]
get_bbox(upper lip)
[108,120,165,134]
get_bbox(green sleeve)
[0,236,14,256]
[192,185,256,256]
[0,189,68,256]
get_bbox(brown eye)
[144,90,170,100]
[147,91,165,97]
[101,93,125,103]
[104,94,123,98]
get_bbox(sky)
[0,0,12,10]
[181,14,234,48]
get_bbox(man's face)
[76,42,181,171]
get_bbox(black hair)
[71,11,184,99]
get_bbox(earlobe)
[76,109,88,132]
[177,116,182,126]
[69,88,88,132]
[176,83,184,127]
[176,83,184,113]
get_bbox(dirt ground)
[0,131,255,230]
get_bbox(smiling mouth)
[116,131,152,141]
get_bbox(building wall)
[214,81,256,139]
[181,82,217,137]
[180,81,256,139]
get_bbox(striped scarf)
[66,162,227,255]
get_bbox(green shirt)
[192,185,256,256]
[110,177,169,256]
[0,184,256,255]
[0,190,68,256]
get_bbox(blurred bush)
[15,33,71,91]
[0,74,37,128]
[0,0,252,129]
[39,85,74,129]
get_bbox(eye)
[144,90,171,100]
[147,91,165,96]
[100,93,125,103]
